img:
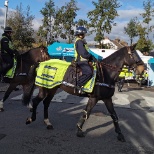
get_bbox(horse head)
[39,45,50,61]
[124,44,145,76]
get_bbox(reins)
[100,61,121,72]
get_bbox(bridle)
[127,46,144,65]
[40,47,50,61]
[100,46,142,72]
[96,46,143,89]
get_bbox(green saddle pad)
[35,59,96,93]
[35,59,71,88]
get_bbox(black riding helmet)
[4,27,13,33]
[75,26,87,36]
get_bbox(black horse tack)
[24,44,145,142]
[0,46,50,112]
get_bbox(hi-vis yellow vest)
[2,36,14,53]
[74,38,90,61]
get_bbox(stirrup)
[76,86,84,94]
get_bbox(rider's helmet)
[4,27,13,33]
[75,26,87,36]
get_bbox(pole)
[4,0,9,28]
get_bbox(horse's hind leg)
[76,97,98,137]
[43,87,58,129]
[26,87,46,125]
[103,98,125,142]
[0,83,17,112]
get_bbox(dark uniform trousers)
[77,61,93,87]
[1,53,14,75]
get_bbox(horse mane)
[21,46,47,55]
[18,45,50,64]
[102,46,127,63]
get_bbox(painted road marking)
[11,89,154,110]
[113,93,131,108]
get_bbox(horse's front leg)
[26,87,46,125]
[76,97,98,137]
[0,83,17,112]
[103,98,125,142]
[43,87,58,129]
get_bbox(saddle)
[63,61,94,88]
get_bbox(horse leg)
[76,97,98,137]
[0,83,17,112]
[43,87,58,129]
[103,98,125,142]
[26,87,46,125]
[117,78,124,92]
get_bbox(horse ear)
[130,43,137,51]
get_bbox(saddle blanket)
[4,58,17,78]
[35,59,96,93]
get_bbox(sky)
[0,0,153,44]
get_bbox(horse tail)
[22,63,39,106]
[28,63,39,81]
[22,81,35,106]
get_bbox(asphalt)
[0,82,9,92]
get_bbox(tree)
[75,19,88,27]
[7,3,35,51]
[124,18,138,45]
[38,0,56,45]
[87,0,121,48]
[141,0,154,37]
[55,0,79,43]
[136,0,154,53]
[136,23,154,53]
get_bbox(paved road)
[0,83,154,154]
[11,85,154,111]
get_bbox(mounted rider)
[74,26,96,92]
[0,27,19,76]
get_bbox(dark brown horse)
[24,45,145,142]
[0,46,50,112]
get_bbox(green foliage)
[141,0,154,25]
[55,0,79,43]
[124,18,138,45]
[136,0,154,53]
[38,0,56,45]
[7,3,35,51]
[87,0,121,48]
[136,24,153,53]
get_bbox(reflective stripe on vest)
[74,38,90,61]
[2,36,14,53]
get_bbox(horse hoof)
[47,125,54,130]
[0,108,4,112]
[117,133,126,142]
[76,131,85,137]
[26,118,32,125]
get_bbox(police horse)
[0,46,50,112]
[24,45,144,142]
